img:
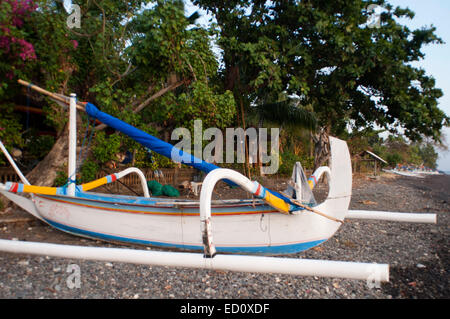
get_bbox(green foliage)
[385,152,403,167]
[26,134,54,159]
[278,151,314,176]
[347,128,440,168]
[408,145,422,166]
[134,146,178,170]
[163,81,236,130]
[0,103,23,164]
[417,143,438,169]
[253,98,317,131]
[79,160,99,183]
[92,131,121,164]
[53,170,67,187]
[194,0,449,144]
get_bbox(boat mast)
[67,93,77,196]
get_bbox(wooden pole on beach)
[17,79,86,111]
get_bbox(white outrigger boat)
[0,80,437,282]
[384,166,443,178]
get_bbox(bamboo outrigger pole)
[17,79,86,111]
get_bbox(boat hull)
[33,192,335,254]
[2,137,352,255]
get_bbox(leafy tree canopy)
[0,0,236,172]
[194,0,449,145]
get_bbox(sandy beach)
[0,172,448,299]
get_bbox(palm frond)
[254,99,317,131]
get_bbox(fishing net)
[147,180,179,197]
[284,162,317,206]
[162,185,180,197]
[147,180,163,196]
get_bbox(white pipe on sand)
[0,239,389,282]
[347,210,437,224]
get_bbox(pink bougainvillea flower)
[0,36,11,52]
[71,39,78,49]
[12,38,36,60]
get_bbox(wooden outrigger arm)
[0,167,150,198]
[18,79,86,111]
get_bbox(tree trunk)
[25,123,70,186]
[239,97,251,179]
[312,127,331,171]
[3,122,71,210]
[26,112,87,186]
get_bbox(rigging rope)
[280,191,344,224]
[77,113,95,174]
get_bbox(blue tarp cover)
[86,103,218,173]
[85,102,299,209]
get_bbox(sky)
[385,0,450,171]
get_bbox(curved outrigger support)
[197,165,342,258]
[77,167,150,197]
[199,168,256,258]
[307,166,331,190]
